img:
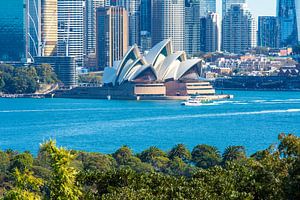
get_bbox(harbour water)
[0,90,300,155]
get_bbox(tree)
[77,152,116,172]
[112,146,133,165]
[40,140,82,200]
[168,144,191,163]
[278,133,300,199]
[3,168,43,200]
[222,146,246,164]
[191,144,221,169]
[9,152,34,173]
[138,146,167,163]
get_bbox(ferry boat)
[181,96,213,106]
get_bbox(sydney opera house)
[54,39,216,100]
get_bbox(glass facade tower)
[0,0,27,61]
[277,0,300,46]
[222,0,246,17]
[27,0,41,61]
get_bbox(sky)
[217,0,277,18]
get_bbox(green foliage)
[40,140,82,200]
[138,146,167,163]
[192,144,221,168]
[0,64,58,94]
[76,152,116,172]
[3,168,43,200]
[168,144,191,162]
[35,64,58,84]
[9,152,34,173]
[222,145,246,164]
[112,146,134,165]
[0,134,299,199]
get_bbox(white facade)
[57,0,85,67]
[103,39,202,85]
[222,4,256,54]
[152,0,184,52]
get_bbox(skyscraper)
[27,0,41,61]
[41,0,58,56]
[113,0,140,46]
[0,0,27,61]
[96,6,128,68]
[222,0,246,17]
[277,0,300,46]
[203,12,220,52]
[152,0,185,51]
[222,4,256,54]
[140,0,151,51]
[200,0,217,17]
[57,0,85,67]
[258,16,280,48]
[85,0,109,56]
[185,1,201,55]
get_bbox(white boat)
[181,96,213,106]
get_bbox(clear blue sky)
[217,0,277,17]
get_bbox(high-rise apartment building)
[113,0,140,46]
[41,0,57,57]
[57,0,85,67]
[203,12,220,52]
[152,0,185,52]
[0,0,27,61]
[96,6,128,68]
[85,0,109,56]
[277,0,300,46]
[222,4,256,54]
[258,16,280,48]
[27,0,41,61]
[222,0,246,17]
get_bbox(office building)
[200,0,217,17]
[27,0,41,62]
[277,0,300,46]
[258,16,280,48]
[140,0,151,51]
[152,0,185,52]
[85,0,109,56]
[113,0,140,46]
[185,2,201,55]
[96,6,128,68]
[41,0,58,56]
[222,0,246,17]
[222,4,256,54]
[203,12,220,52]
[0,0,27,62]
[57,0,85,67]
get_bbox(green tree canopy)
[191,144,221,169]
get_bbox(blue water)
[0,90,300,155]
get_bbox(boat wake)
[121,109,300,122]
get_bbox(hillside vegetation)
[0,133,299,200]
